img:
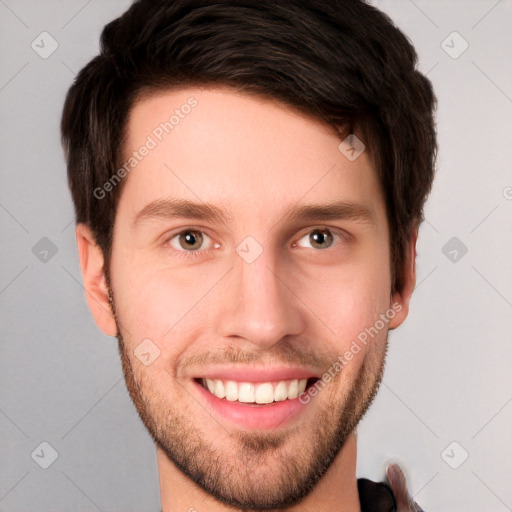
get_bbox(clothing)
[359,472,425,512]
[359,463,425,512]
[358,477,398,511]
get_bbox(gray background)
[1,0,511,511]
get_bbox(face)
[87,87,412,509]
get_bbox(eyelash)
[164,226,348,260]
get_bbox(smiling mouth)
[195,377,319,405]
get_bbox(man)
[61,1,436,510]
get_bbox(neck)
[158,431,360,512]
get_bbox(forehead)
[118,87,385,227]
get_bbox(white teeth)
[288,379,299,399]
[214,379,225,399]
[201,378,309,403]
[274,381,288,402]
[238,382,255,403]
[225,380,238,401]
[255,383,274,404]
[205,378,215,393]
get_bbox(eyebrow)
[131,198,374,229]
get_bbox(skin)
[76,87,416,512]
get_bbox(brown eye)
[309,229,334,249]
[297,228,336,249]
[170,230,210,251]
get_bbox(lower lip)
[193,379,312,430]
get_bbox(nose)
[218,242,306,349]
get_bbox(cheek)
[303,262,391,338]
[109,251,167,333]
[111,257,214,361]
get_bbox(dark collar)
[358,477,397,512]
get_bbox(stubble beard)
[108,285,388,510]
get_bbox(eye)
[295,228,340,250]
[168,229,213,252]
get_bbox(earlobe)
[388,227,417,330]
[75,223,118,337]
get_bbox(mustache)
[179,339,338,374]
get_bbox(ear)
[75,223,118,336]
[388,227,417,330]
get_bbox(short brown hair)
[61,0,437,293]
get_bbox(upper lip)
[193,365,321,383]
